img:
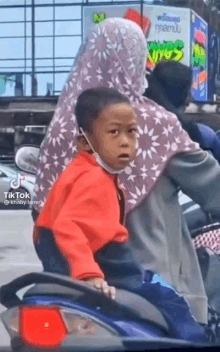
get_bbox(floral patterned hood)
[33,18,200,215]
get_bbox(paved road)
[0,210,42,347]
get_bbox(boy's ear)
[77,135,92,152]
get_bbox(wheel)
[7,187,31,210]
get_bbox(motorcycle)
[0,145,218,351]
[1,271,205,352]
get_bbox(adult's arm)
[166,149,220,217]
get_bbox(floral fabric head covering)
[33,18,200,215]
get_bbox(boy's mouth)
[118,153,130,161]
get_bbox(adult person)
[32,18,220,328]
[144,60,220,163]
[143,60,220,339]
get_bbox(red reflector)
[20,306,68,348]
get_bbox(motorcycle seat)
[23,283,169,333]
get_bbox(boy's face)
[89,103,138,170]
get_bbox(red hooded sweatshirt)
[35,151,128,280]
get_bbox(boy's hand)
[84,278,116,300]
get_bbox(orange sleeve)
[54,227,104,280]
[52,169,126,280]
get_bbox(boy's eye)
[129,128,138,134]
[109,130,119,135]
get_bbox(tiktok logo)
[10,173,25,190]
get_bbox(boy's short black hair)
[75,87,130,134]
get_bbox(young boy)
[34,87,207,342]
[34,87,138,298]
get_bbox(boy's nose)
[120,134,129,146]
